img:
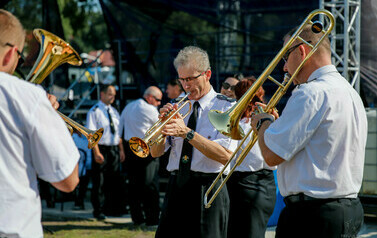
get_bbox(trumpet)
[129,93,192,158]
[27,28,103,149]
[204,9,335,208]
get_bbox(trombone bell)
[208,110,244,140]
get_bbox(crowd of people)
[0,9,368,238]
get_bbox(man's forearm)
[150,137,166,158]
[257,122,285,166]
[190,133,233,165]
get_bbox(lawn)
[42,220,156,238]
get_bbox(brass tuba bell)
[26,28,103,149]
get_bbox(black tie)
[107,107,115,134]
[177,101,199,187]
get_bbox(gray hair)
[173,46,211,72]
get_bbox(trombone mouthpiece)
[312,21,323,33]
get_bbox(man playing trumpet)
[151,46,237,238]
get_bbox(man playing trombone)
[250,24,367,237]
[150,46,238,238]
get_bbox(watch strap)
[256,118,273,131]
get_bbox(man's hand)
[161,113,190,138]
[94,153,105,164]
[250,113,275,132]
[47,93,59,110]
[120,150,125,163]
[254,102,279,119]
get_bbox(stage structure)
[320,0,361,93]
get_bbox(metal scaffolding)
[320,0,361,93]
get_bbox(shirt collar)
[307,64,337,83]
[194,87,216,110]
[98,100,110,110]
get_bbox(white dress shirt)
[264,65,368,199]
[86,101,121,146]
[166,88,238,173]
[119,98,159,140]
[0,72,79,238]
[232,119,276,172]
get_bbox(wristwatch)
[185,129,195,142]
[256,118,274,132]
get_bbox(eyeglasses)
[282,41,311,63]
[153,96,162,102]
[3,42,25,66]
[177,70,206,83]
[222,82,235,91]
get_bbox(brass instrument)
[129,93,192,158]
[204,9,335,208]
[27,28,103,149]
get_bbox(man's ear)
[299,45,308,61]
[205,70,212,81]
[2,47,13,67]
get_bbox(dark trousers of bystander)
[227,169,276,238]
[276,195,364,238]
[91,145,123,217]
[124,140,160,226]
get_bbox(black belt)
[170,170,221,179]
[283,193,352,205]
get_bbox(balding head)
[0,10,25,74]
[144,86,163,107]
[0,10,25,49]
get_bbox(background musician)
[150,46,238,238]
[250,24,367,237]
[86,84,125,219]
[119,86,162,227]
[227,77,277,238]
[0,9,79,237]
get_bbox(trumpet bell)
[208,110,245,140]
[129,137,149,158]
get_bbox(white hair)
[173,46,210,72]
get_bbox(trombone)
[204,9,335,208]
[27,28,103,149]
[129,93,192,158]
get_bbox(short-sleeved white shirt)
[232,119,276,172]
[166,88,238,173]
[264,65,367,198]
[0,72,79,237]
[86,101,120,146]
[119,98,159,141]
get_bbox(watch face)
[186,130,194,141]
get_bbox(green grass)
[43,220,155,238]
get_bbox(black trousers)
[124,140,160,225]
[227,169,276,238]
[91,144,122,216]
[276,195,364,238]
[155,172,229,238]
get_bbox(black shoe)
[94,213,106,220]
